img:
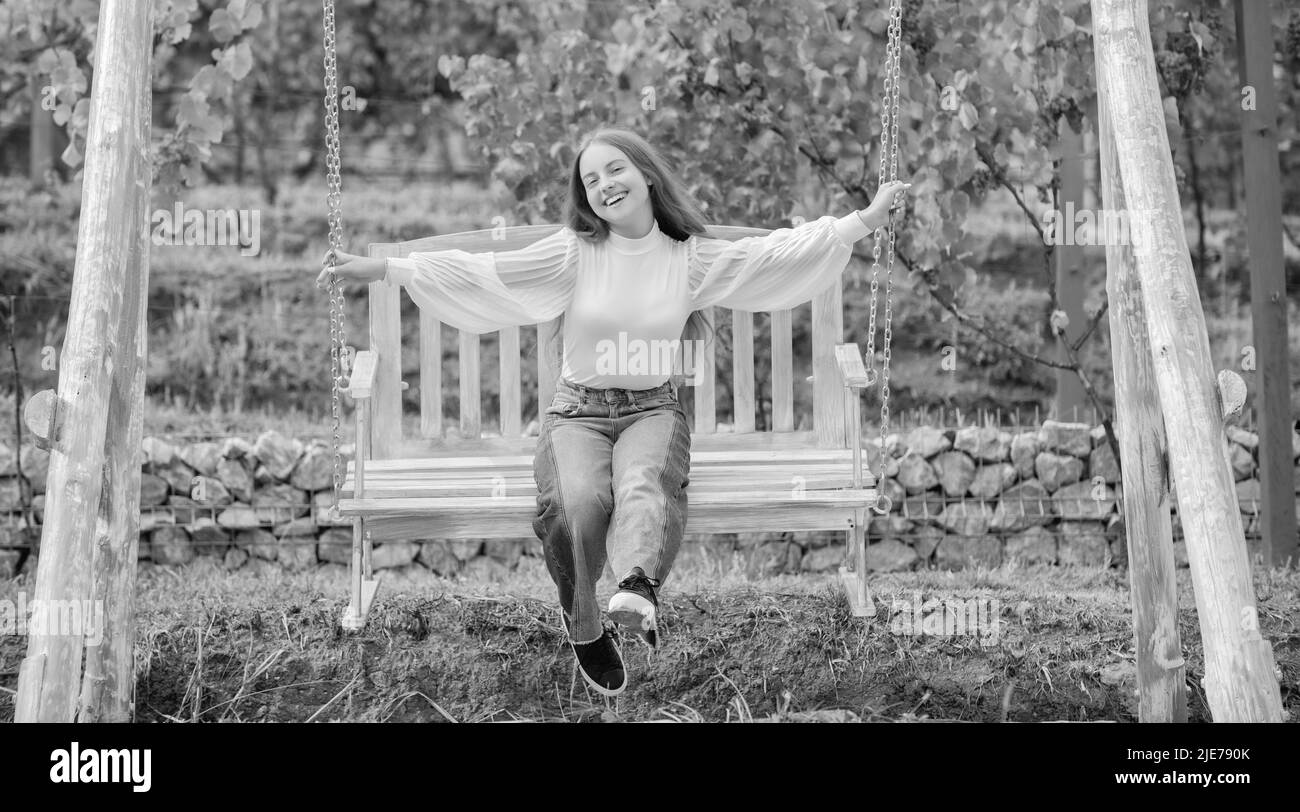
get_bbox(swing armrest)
[833,344,871,487]
[833,344,871,388]
[346,351,379,399]
[347,351,378,498]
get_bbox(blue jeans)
[531,377,692,643]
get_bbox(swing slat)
[732,311,756,433]
[419,310,442,439]
[342,465,871,499]
[339,492,875,542]
[770,309,794,431]
[350,446,869,471]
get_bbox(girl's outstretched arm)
[318,226,578,335]
[689,181,910,312]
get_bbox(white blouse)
[384,213,872,389]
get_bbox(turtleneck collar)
[605,218,661,255]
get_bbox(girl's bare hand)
[871,180,912,214]
[854,180,913,230]
[316,248,384,289]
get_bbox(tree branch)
[1282,218,1300,252]
[972,138,1058,307]
[2,296,36,570]
[876,249,1076,371]
[12,33,82,64]
[973,140,1049,247]
[1071,300,1109,352]
[1055,322,1122,475]
[796,125,873,202]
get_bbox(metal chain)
[876,0,904,511]
[323,0,348,519]
[862,0,904,515]
[863,0,896,385]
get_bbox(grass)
[3,549,1296,723]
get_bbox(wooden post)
[1097,75,1186,722]
[1054,118,1087,421]
[1091,0,1283,722]
[14,0,154,722]
[1234,0,1297,567]
[77,47,152,722]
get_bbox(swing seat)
[333,224,881,629]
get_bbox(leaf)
[70,97,90,130]
[950,190,971,219]
[190,64,232,102]
[1038,3,1061,41]
[47,48,87,95]
[437,55,465,79]
[611,18,635,44]
[1188,20,1211,56]
[36,48,61,73]
[61,140,82,168]
[657,2,683,25]
[210,8,238,43]
[219,42,253,81]
[958,101,978,130]
[704,57,721,86]
[178,94,223,144]
[1020,23,1039,52]
[240,0,263,30]
[864,7,889,35]
[1161,95,1182,142]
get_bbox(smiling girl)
[318,126,909,697]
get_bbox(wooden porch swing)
[319,0,907,631]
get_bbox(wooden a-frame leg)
[340,517,382,631]
[839,508,876,618]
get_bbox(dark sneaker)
[562,611,626,696]
[608,567,660,648]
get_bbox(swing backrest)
[363,225,856,459]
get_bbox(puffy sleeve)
[383,226,578,334]
[688,214,872,311]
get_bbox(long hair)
[543,126,718,385]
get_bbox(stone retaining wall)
[2,421,1297,579]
